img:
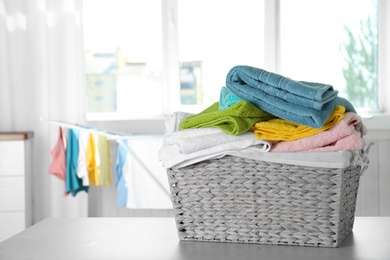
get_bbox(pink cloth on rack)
[48,127,67,180]
[271,112,367,152]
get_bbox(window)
[83,0,163,119]
[279,0,379,113]
[82,0,386,125]
[177,0,265,112]
[82,0,265,120]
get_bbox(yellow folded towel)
[252,106,346,141]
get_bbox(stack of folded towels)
[159,65,368,169]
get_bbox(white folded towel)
[169,146,356,170]
[164,111,193,136]
[159,112,272,168]
[159,137,272,169]
[166,127,268,154]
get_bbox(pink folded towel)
[271,112,367,152]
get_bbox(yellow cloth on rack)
[252,105,346,141]
[96,135,112,186]
[87,133,100,185]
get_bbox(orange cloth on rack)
[48,127,66,181]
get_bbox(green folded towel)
[179,100,277,135]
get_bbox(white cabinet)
[0,132,32,242]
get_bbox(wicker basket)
[166,152,369,247]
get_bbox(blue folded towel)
[226,65,356,128]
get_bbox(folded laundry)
[65,129,89,196]
[166,127,266,154]
[271,112,367,152]
[159,133,272,169]
[253,105,346,141]
[226,65,356,128]
[166,145,358,169]
[307,130,366,152]
[219,86,242,110]
[164,111,193,136]
[159,66,369,170]
[159,112,272,168]
[179,100,276,135]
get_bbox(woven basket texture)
[167,155,364,247]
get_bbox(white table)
[0,217,388,260]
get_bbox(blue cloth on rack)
[225,65,356,128]
[65,129,89,196]
[115,140,128,207]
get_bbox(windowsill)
[85,113,390,139]
[85,118,166,135]
[86,112,167,122]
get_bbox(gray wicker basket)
[167,153,369,247]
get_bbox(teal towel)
[226,65,356,128]
[180,100,277,135]
[219,86,242,110]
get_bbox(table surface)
[0,217,389,260]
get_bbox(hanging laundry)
[96,134,112,186]
[65,129,89,196]
[77,130,90,186]
[48,127,67,181]
[86,133,99,185]
[45,119,172,208]
[115,140,128,207]
[62,127,68,150]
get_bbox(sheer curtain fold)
[0,0,87,223]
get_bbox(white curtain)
[0,0,88,224]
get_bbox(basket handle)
[354,141,374,176]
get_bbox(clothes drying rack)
[40,118,171,198]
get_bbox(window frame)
[378,0,389,114]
